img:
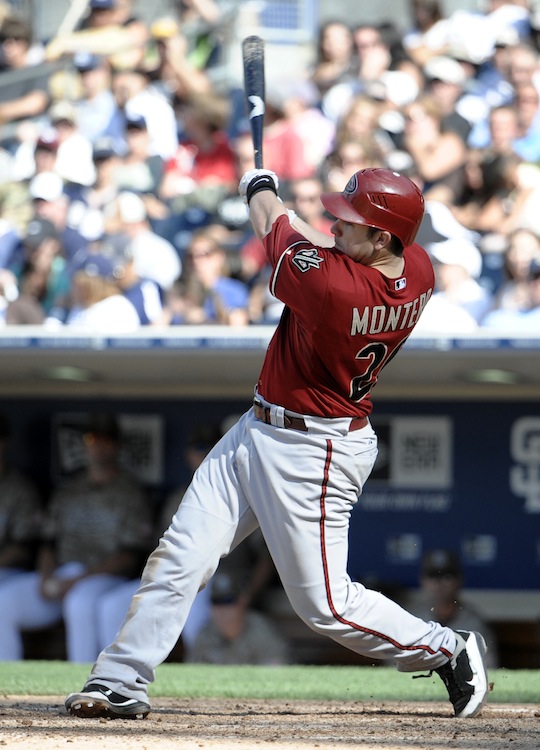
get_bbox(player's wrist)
[245,174,278,203]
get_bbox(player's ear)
[372,230,392,250]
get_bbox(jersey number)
[349,340,406,402]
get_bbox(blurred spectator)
[160,92,236,216]
[319,136,385,194]
[72,51,124,148]
[185,565,290,665]
[267,78,335,175]
[180,228,249,325]
[494,227,540,310]
[28,171,89,262]
[511,81,540,162]
[95,419,223,654]
[0,16,49,139]
[403,0,449,66]
[483,256,540,329]
[146,16,212,101]
[84,135,124,212]
[48,100,96,187]
[247,268,284,325]
[112,65,178,160]
[63,250,140,332]
[113,245,164,325]
[105,190,181,291]
[422,55,473,144]
[289,177,333,236]
[260,91,314,186]
[403,94,467,202]
[0,411,42,583]
[0,411,153,662]
[413,237,492,332]
[309,19,356,100]
[115,113,164,196]
[452,152,540,237]
[409,549,499,668]
[13,217,69,321]
[353,23,393,84]
[46,0,148,72]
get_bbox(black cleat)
[436,630,489,718]
[65,683,150,719]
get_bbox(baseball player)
[65,168,489,720]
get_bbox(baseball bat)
[242,35,265,169]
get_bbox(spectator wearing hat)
[105,191,181,291]
[73,51,125,149]
[0,410,153,662]
[0,411,43,585]
[185,551,290,665]
[112,245,164,326]
[63,250,140,332]
[408,549,498,668]
[413,237,493,333]
[146,16,213,103]
[422,55,473,145]
[48,100,96,188]
[111,66,178,161]
[28,170,89,265]
[114,114,164,197]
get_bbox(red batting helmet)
[320,168,425,248]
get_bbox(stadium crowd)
[0,0,540,332]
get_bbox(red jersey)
[257,215,434,418]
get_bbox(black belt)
[253,400,368,433]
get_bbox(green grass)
[1,662,538,704]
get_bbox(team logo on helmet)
[344,173,358,195]
[292,248,325,272]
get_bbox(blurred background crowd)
[0,0,539,332]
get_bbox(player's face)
[330,218,382,264]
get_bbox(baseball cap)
[421,549,462,579]
[126,113,147,130]
[424,56,466,86]
[210,572,243,605]
[49,100,78,125]
[90,0,116,9]
[29,172,65,202]
[35,128,59,152]
[117,191,147,223]
[428,238,483,279]
[23,218,59,250]
[92,136,119,161]
[73,51,104,72]
[86,411,121,440]
[71,251,116,280]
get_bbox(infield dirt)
[1,696,539,749]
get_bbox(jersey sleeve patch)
[291,247,325,273]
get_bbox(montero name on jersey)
[350,289,433,336]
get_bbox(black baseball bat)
[242,35,265,169]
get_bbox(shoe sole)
[65,693,150,720]
[455,631,489,718]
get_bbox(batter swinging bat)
[242,35,265,169]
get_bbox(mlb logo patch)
[395,277,407,290]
